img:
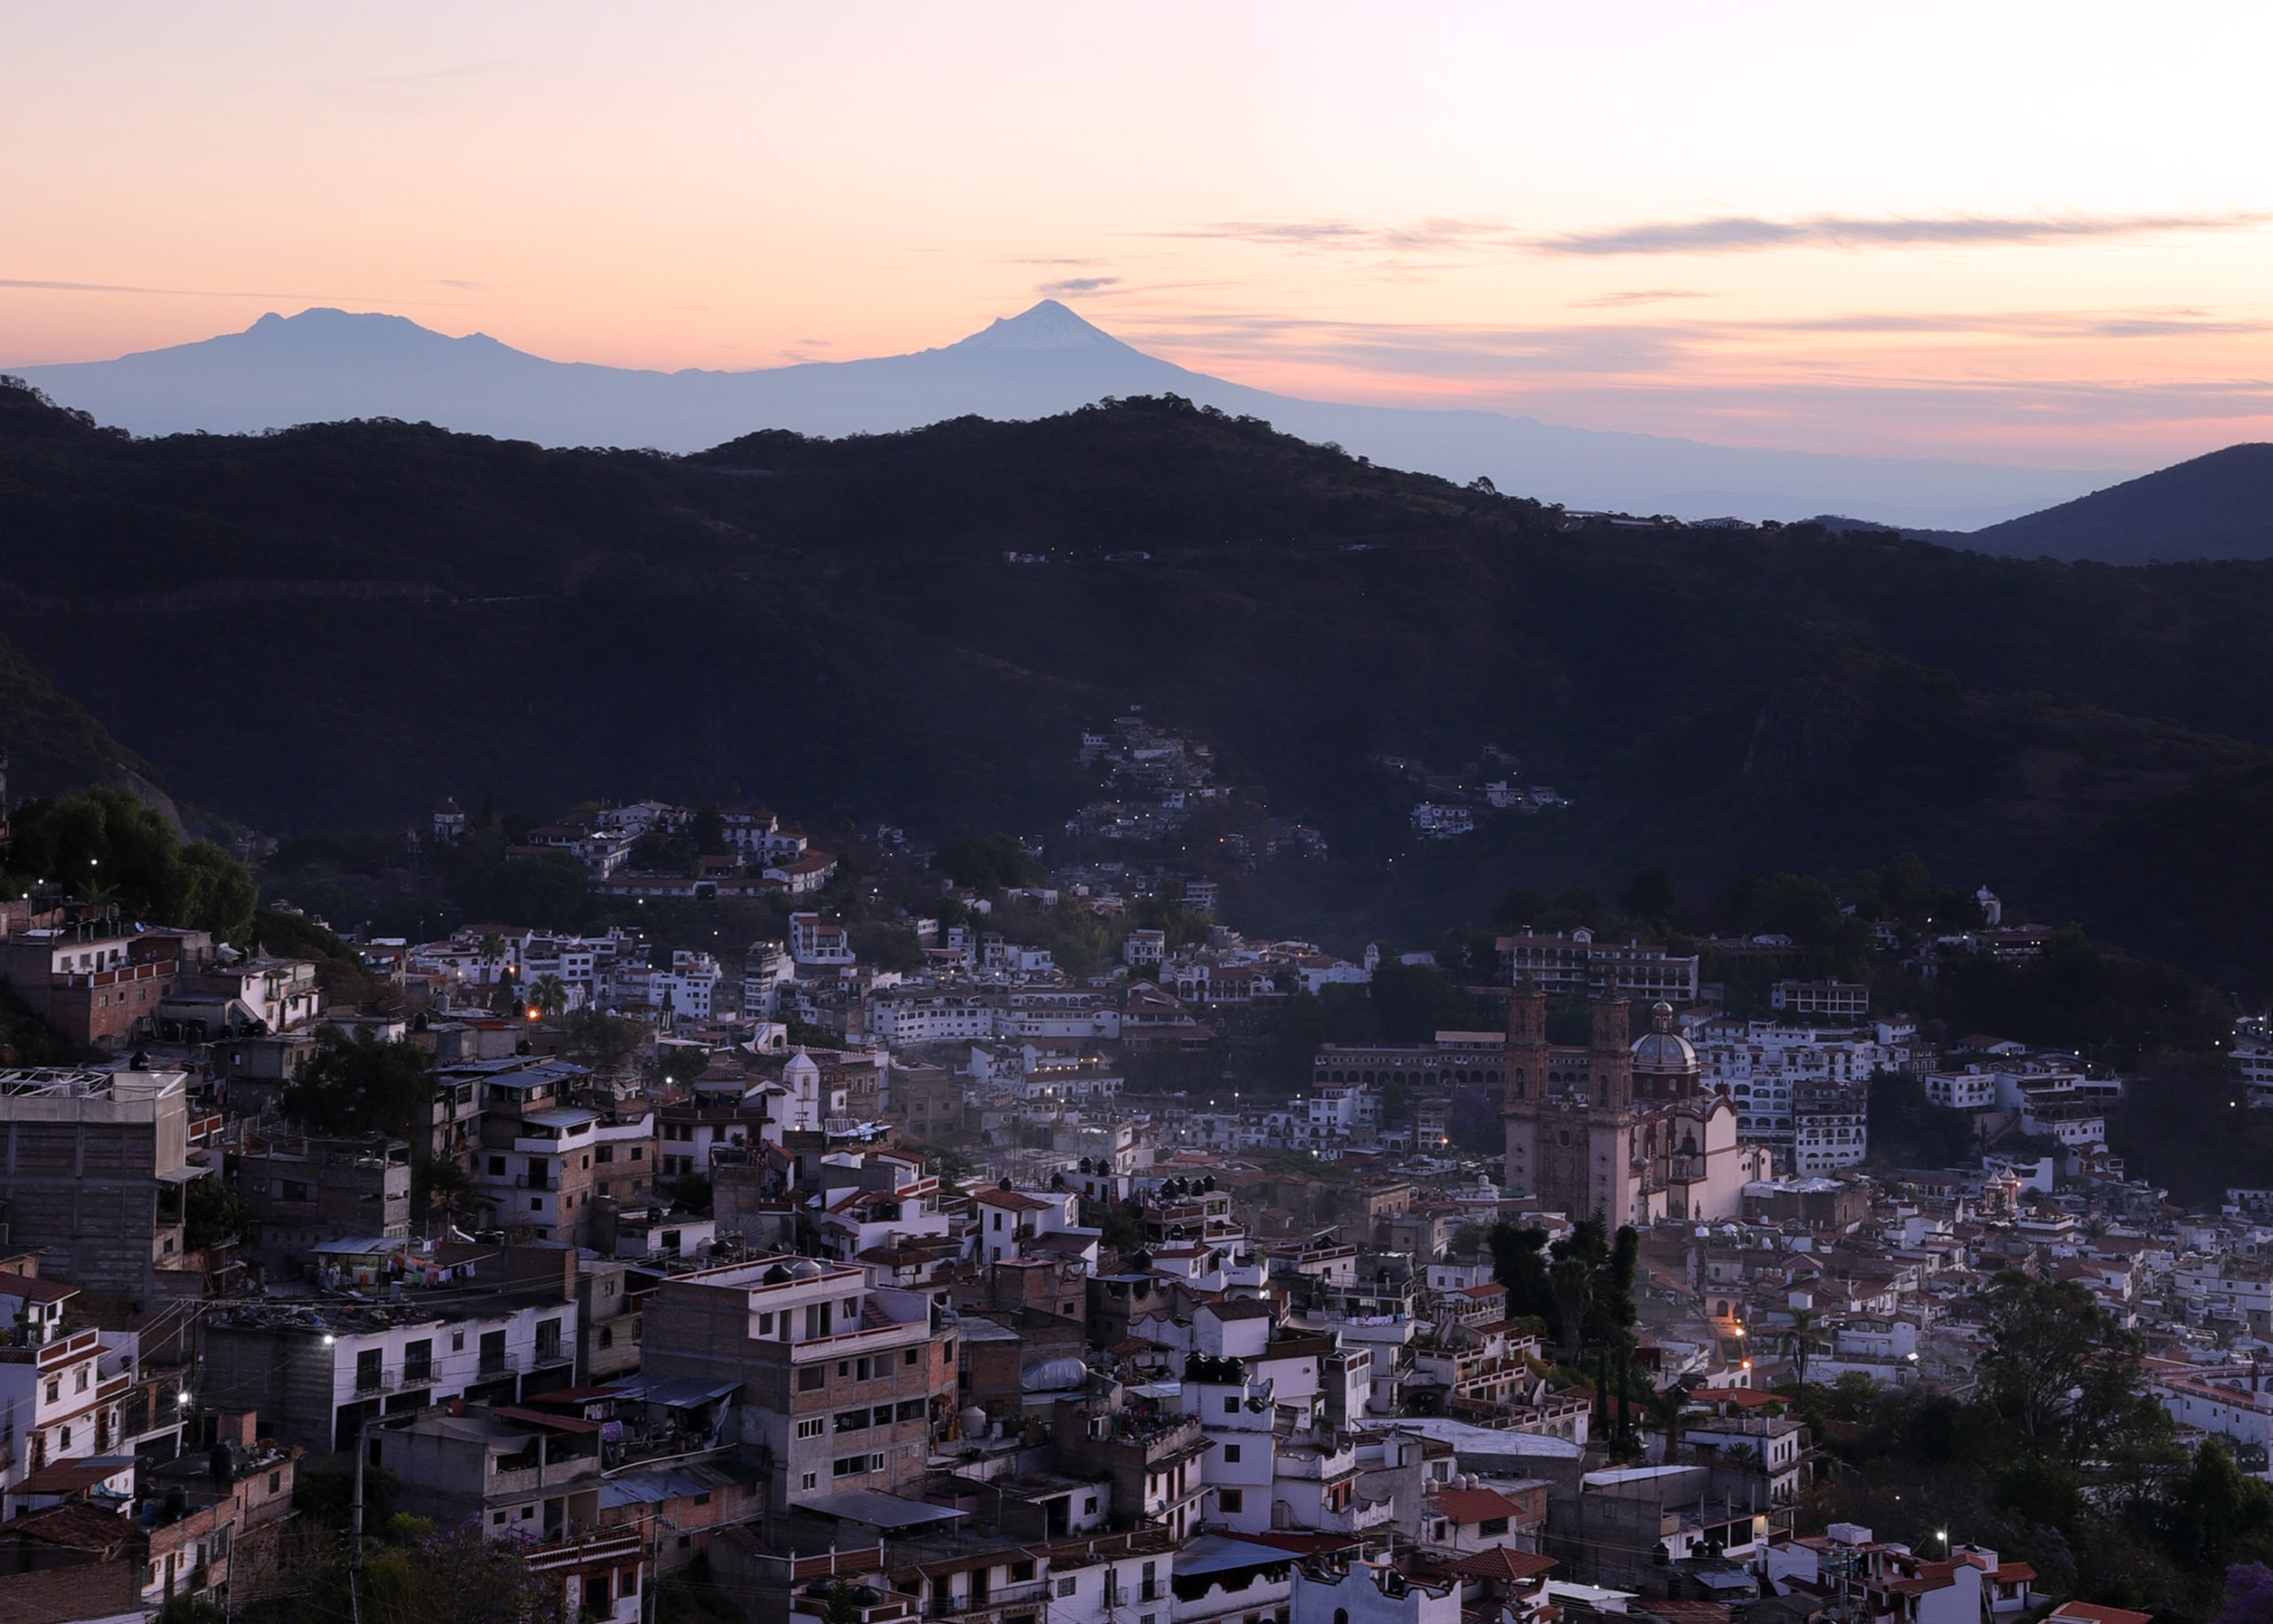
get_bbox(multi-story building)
[235,1129,413,1256]
[479,1103,603,1245]
[0,915,178,1050]
[1792,1085,1869,1176]
[1770,980,1871,1019]
[199,1295,581,1454]
[1496,930,1700,1004]
[0,1294,143,1491]
[0,1066,196,1296]
[789,914,856,967]
[639,1256,957,1509]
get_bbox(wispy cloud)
[1158,211,2266,263]
[1573,289,1712,308]
[1534,211,2267,256]
[1038,276,1121,297]
[1161,218,1505,254]
[437,279,486,291]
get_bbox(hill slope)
[5,303,2112,529]
[6,378,2273,976]
[1963,443,2273,564]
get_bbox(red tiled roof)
[1452,1548,1557,1581]
[2049,1606,2153,1624]
[1425,1486,1525,1525]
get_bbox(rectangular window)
[835,1410,869,1433]
[834,1454,867,1477]
[1058,1580,1078,1598]
[799,1367,825,1391]
[1010,1561,1035,1582]
[1223,1445,1240,1463]
[897,1399,925,1422]
[1479,1517,1509,1536]
[802,1472,818,1492]
[1220,1490,1244,1513]
[759,1312,774,1335]
[904,1348,919,1366]
[1223,1395,1238,1414]
[797,1418,825,1439]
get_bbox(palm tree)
[1780,1308,1826,1392]
[476,931,504,983]
[530,974,569,1019]
[1645,1380,1693,1462]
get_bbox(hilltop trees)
[5,786,256,941]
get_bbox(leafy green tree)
[1976,1271,2166,1467]
[529,973,569,1018]
[1369,960,1467,1043]
[284,1032,436,1138]
[183,1173,248,1253]
[5,787,257,940]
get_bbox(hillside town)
[0,792,2255,1624]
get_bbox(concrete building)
[235,1129,412,1258]
[0,915,178,1050]
[0,1067,199,1298]
[638,1256,956,1509]
[197,1295,581,1454]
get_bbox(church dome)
[1630,1000,1697,1072]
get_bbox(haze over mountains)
[10,301,2119,531]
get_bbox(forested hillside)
[5,377,2273,975]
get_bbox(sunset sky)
[5,2,2270,464]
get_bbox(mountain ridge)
[7,302,2116,529]
[5,380,2273,978]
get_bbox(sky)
[4,2,2270,465]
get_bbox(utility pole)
[349,1417,371,1624]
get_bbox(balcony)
[400,1365,436,1390]
[929,1580,1054,1619]
[478,1355,510,1379]
[353,1372,398,1395]
[531,1346,572,1370]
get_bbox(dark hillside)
[8,379,2273,971]
[1965,443,2273,564]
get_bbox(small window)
[1057,1580,1078,1598]
[904,1348,918,1366]
[1085,1496,1098,1513]
[802,1472,818,1491]
[268,1472,281,1494]
[799,1367,825,1391]
[1220,1489,1244,1513]
[1223,1396,1238,1414]
[1224,1445,1241,1464]
[1010,1561,1036,1583]
[760,1312,774,1335]
[493,1511,506,1525]
[798,1418,825,1439]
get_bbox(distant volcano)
[9,301,2120,529]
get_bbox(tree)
[411,1156,475,1229]
[182,1173,247,1253]
[1619,867,1676,924]
[935,834,1041,891]
[1976,1271,2163,1466]
[529,973,569,1018]
[284,1031,436,1138]
[4,788,257,941]
[691,804,726,856]
[1780,1307,1826,1390]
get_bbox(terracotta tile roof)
[1424,1486,1526,1525]
[1452,1548,1557,1581]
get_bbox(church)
[1501,988,1768,1226]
